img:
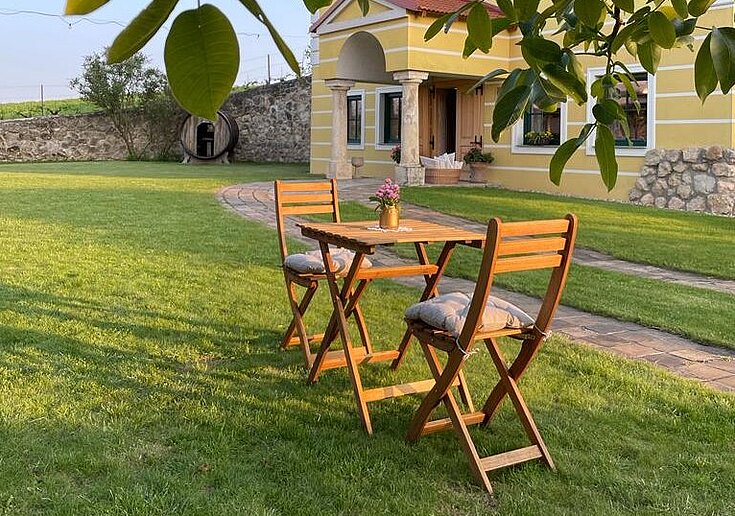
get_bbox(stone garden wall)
[629,147,735,216]
[225,77,311,163]
[0,77,312,164]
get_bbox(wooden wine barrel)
[180,111,239,162]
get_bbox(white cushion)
[284,248,372,274]
[405,292,534,337]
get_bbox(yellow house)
[308,0,735,200]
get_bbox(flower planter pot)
[425,167,461,185]
[469,162,492,183]
[379,206,400,229]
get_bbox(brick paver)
[218,180,735,393]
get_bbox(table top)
[298,219,486,253]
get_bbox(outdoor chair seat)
[284,248,373,275]
[405,292,533,338]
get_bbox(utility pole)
[40,84,44,117]
[267,54,271,85]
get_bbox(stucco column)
[325,79,355,180]
[394,70,429,186]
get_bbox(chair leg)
[481,335,543,426]
[482,337,555,471]
[282,279,318,367]
[408,344,493,493]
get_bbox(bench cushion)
[284,248,373,275]
[405,292,534,337]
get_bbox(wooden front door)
[456,86,484,159]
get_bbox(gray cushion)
[284,248,372,274]
[405,292,534,337]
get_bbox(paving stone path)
[218,180,735,393]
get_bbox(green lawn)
[401,186,735,281]
[0,162,733,514]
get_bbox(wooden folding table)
[298,218,485,434]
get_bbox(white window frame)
[347,89,365,150]
[511,103,568,155]
[374,85,403,150]
[586,65,656,157]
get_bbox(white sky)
[0,1,313,102]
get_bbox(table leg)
[391,242,456,370]
[309,242,373,434]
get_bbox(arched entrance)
[337,32,392,84]
[326,31,427,183]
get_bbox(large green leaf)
[575,0,604,27]
[687,0,715,17]
[649,12,677,49]
[357,0,371,16]
[108,0,178,63]
[542,63,587,104]
[424,14,451,41]
[496,0,516,21]
[164,5,239,120]
[239,0,300,75]
[467,2,493,53]
[637,41,661,73]
[710,27,735,93]
[64,0,110,15]
[549,124,594,185]
[520,37,562,65]
[695,33,718,102]
[515,0,540,20]
[671,0,689,18]
[611,0,635,13]
[491,84,531,141]
[303,0,332,14]
[595,124,618,191]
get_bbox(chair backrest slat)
[494,253,563,274]
[457,214,578,348]
[280,204,336,216]
[279,192,335,204]
[274,179,340,262]
[497,236,567,256]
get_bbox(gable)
[312,0,407,35]
[331,0,392,24]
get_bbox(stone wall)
[224,77,311,163]
[0,77,312,164]
[0,112,133,162]
[629,147,735,216]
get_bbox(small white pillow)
[405,292,534,337]
[284,248,372,274]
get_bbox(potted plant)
[370,178,401,229]
[523,130,557,146]
[462,145,494,183]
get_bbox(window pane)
[611,72,647,147]
[347,95,361,144]
[523,105,561,145]
[383,92,402,144]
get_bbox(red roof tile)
[310,0,502,33]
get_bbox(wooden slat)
[279,193,335,204]
[319,349,400,371]
[363,379,437,402]
[500,219,570,237]
[356,264,439,280]
[494,253,563,273]
[278,181,334,192]
[420,411,486,436]
[479,445,543,472]
[281,204,335,216]
[285,333,324,347]
[498,237,567,256]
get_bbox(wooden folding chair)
[274,179,372,367]
[404,214,578,494]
